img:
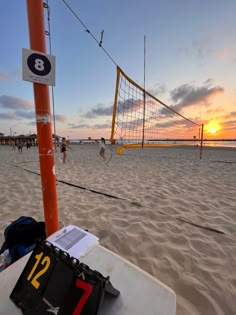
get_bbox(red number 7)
[72,279,93,315]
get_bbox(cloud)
[68,121,111,130]
[70,123,91,129]
[227,111,236,117]
[217,112,236,132]
[169,81,224,113]
[93,123,111,129]
[83,98,147,120]
[117,118,143,130]
[0,95,66,124]
[83,104,113,118]
[221,119,236,131]
[147,84,166,97]
[117,99,144,113]
[154,119,193,129]
[206,106,224,115]
[15,110,35,119]
[0,95,33,110]
[0,112,18,120]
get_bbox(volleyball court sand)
[0,144,235,315]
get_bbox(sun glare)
[206,120,221,135]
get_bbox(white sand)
[0,144,235,315]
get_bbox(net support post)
[110,66,120,144]
[200,124,204,160]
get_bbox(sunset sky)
[0,0,235,139]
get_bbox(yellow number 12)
[27,252,51,289]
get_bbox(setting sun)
[206,120,221,135]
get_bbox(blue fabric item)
[0,216,46,265]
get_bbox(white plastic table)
[0,245,176,315]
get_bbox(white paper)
[47,225,99,259]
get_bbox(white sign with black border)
[22,48,56,86]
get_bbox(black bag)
[0,216,46,264]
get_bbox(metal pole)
[142,35,146,148]
[200,124,204,160]
[26,0,59,236]
[45,0,57,152]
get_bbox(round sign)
[27,53,51,76]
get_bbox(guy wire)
[62,0,118,67]
[45,0,58,152]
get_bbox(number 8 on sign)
[35,58,44,71]
[27,53,51,76]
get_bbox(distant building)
[0,133,61,146]
[0,134,37,145]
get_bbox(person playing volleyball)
[60,137,71,163]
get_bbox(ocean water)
[71,139,236,149]
[153,140,236,148]
[201,140,236,148]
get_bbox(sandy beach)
[0,144,235,315]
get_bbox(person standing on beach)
[99,137,106,160]
[11,139,16,150]
[60,137,71,163]
[17,141,23,154]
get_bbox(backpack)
[0,216,46,265]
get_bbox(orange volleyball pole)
[200,124,204,160]
[26,0,59,236]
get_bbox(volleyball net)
[110,66,203,155]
